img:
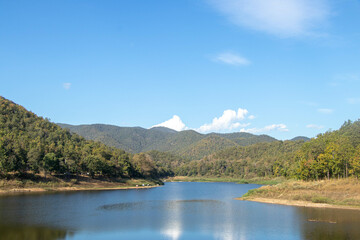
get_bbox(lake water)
[0,182,360,240]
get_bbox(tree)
[83,155,107,178]
[349,146,360,178]
[132,153,158,178]
[42,153,59,179]
[27,146,43,173]
[338,137,355,178]
[0,144,9,174]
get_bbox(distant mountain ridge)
[57,123,307,160]
[290,136,311,142]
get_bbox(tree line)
[114,119,360,181]
[296,120,360,180]
[173,140,303,178]
[0,97,164,179]
[1,96,359,182]
[150,120,360,181]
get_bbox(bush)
[311,195,332,204]
[242,188,267,198]
[70,179,78,186]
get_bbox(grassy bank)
[239,178,360,209]
[0,174,162,195]
[165,176,286,185]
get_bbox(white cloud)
[63,83,71,90]
[152,115,188,132]
[152,109,290,135]
[240,124,289,133]
[306,124,324,129]
[347,98,360,104]
[208,0,330,37]
[197,108,249,133]
[214,52,251,66]
[318,108,334,114]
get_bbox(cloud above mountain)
[152,108,288,134]
[207,0,330,37]
[152,115,188,131]
[196,108,249,133]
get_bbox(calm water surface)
[0,182,360,240]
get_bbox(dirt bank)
[237,178,360,210]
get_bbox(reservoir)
[0,182,360,240]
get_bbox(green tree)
[349,146,360,178]
[42,153,59,178]
[27,146,43,173]
[0,144,9,174]
[83,155,107,178]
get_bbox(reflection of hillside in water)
[1,183,359,239]
[0,225,72,240]
[298,207,360,240]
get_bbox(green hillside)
[58,123,279,159]
[0,96,162,180]
[148,130,204,154]
[210,132,277,145]
[290,136,311,142]
[2,96,359,182]
[296,120,360,180]
[145,150,189,176]
[176,140,304,177]
[176,119,360,180]
[57,124,176,153]
[177,135,239,160]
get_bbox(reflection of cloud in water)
[160,200,222,240]
[98,199,224,240]
[213,201,243,240]
[8,183,360,239]
[162,223,181,240]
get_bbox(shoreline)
[235,178,360,211]
[236,197,360,211]
[165,176,285,185]
[0,184,159,196]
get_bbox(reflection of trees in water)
[297,207,360,240]
[0,225,72,240]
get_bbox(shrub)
[311,195,332,204]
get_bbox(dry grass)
[0,174,161,195]
[242,178,360,207]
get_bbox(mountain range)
[58,123,310,160]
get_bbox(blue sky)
[1,0,359,140]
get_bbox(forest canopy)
[0,96,164,179]
[1,96,359,182]
[171,120,360,180]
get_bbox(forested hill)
[296,119,360,180]
[2,96,359,182]
[290,136,311,142]
[0,96,163,179]
[174,119,360,180]
[175,140,305,177]
[57,123,279,160]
